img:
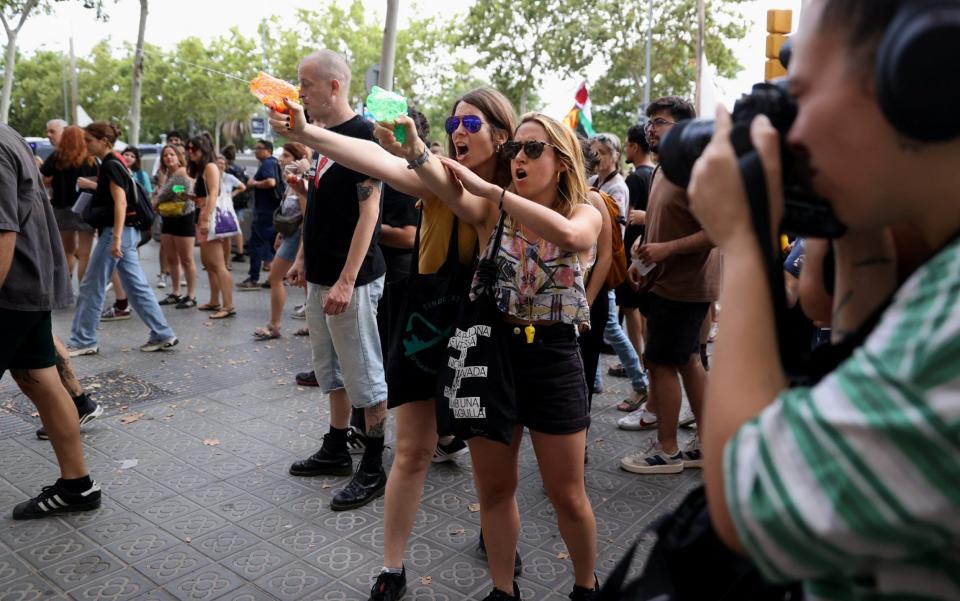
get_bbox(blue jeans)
[602,290,648,392]
[247,211,276,283]
[69,227,176,348]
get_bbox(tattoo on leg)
[54,352,83,397]
[10,368,40,386]
[363,402,387,438]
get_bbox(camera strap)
[738,151,792,370]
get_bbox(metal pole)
[69,37,78,126]
[379,0,399,91]
[695,0,705,115]
[643,0,652,107]
[61,59,69,122]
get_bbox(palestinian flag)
[562,81,596,138]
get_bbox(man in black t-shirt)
[284,50,390,512]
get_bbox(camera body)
[658,81,847,239]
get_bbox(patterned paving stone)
[191,527,259,562]
[78,513,153,546]
[134,544,213,586]
[0,552,32,587]
[267,523,338,556]
[255,561,330,601]
[220,542,296,582]
[43,548,123,591]
[212,585,280,601]
[104,529,181,564]
[19,531,98,570]
[164,563,245,601]
[161,510,230,542]
[0,574,63,601]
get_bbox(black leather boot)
[330,463,387,510]
[289,434,352,477]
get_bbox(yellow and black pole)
[766,10,792,81]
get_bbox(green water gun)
[366,86,409,144]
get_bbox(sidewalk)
[0,243,700,601]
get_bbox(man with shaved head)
[283,49,390,512]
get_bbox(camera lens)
[658,119,715,189]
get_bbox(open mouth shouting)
[454,143,469,161]
[514,166,528,183]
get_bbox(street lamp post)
[378,0,399,91]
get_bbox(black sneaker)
[477,531,522,577]
[569,579,600,600]
[12,480,101,520]
[231,253,246,263]
[295,371,319,387]
[36,398,103,440]
[175,296,198,309]
[158,293,182,306]
[330,464,387,511]
[481,582,521,600]
[369,567,406,601]
[346,426,367,455]
[432,437,469,463]
[290,436,352,477]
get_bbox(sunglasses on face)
[445,115,484,135]
[500,140,557,161]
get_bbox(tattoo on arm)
[356,179,380,202]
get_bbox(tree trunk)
[214,119,221,153]
[0,31,17,124]
[129,0,149,146]
[69,37,78,125]
[519,86,528,116]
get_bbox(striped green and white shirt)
[725,238,960,601]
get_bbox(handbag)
[386,213,474,405]
[208,176,241,239]
[155,176,196,218]
[273,205,303,237]
[435,212,517,444]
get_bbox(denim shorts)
[276,229,301,263]
[306,276,387,408]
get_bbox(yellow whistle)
[525,324,536,344]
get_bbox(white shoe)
[105,281,114,293]
[291,304,307,320]
[618,402,658,431]
[620,440,683,474]
[155,273,168,289]
[679,401,697,428]
[67,345,99,357]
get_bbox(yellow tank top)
[417,196,479,273]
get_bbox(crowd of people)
[1,1,958,599]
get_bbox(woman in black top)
[40,125,98,283]
[187,135,235,318]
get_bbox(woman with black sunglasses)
[269,88,519,601]
[411,113,603,601]
[186,136,235,319]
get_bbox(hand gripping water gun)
[365,86,409,144]
[250,72,300,128]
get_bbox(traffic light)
[766,9,792,81]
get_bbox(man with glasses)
[239,139,281,290]
[621,96,720,475]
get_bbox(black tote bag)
[435,212,517,444]
[386,212,474,405]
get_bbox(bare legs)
[266,256,292,332]
[11,368,88,479]
[160,234,179,295]
[173,236,197,299]
[60,231,78,280]
[382,400,439,567]
[200,240,233,309]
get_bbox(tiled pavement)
[0,244,701,600]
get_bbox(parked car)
[24,137,54,161]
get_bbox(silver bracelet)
[406,147,431,170]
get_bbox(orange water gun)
[249,72,300,128]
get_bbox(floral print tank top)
[470,215,590,326]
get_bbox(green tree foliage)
[462,0,595,115]
[6,48,64,134]
[589,0,748,142]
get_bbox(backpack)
[594,187,628,289]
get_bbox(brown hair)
[55,126,92,170]
[282,142,311,161]
[84,121,121,145]
[448,88,517,188]
[517,113,589,218]
[158,144,186,177]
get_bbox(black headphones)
[876,0,960,142]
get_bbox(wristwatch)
[406,147,430,170]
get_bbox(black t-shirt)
[304,114,386,287]
[90,152,135,228]
[624,164,654,251]
[379,184,418,281]
[40,152,98,209]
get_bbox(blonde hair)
[516,112,589,218]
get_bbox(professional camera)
[658,80,847,239]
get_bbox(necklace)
[516,223,544,344]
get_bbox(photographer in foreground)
[692,1,960,599]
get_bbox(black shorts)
[642,293,710,366]
[501,322,590,435]
[161,214,196,237]
[0,309,57,379]
[614,280,644,309]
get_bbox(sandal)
[198,303,221,312]
[209,308,237,319]
[617,391,647,412]
[294,327,309,337]
[253,326,281,340]
[608,363,628,378]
